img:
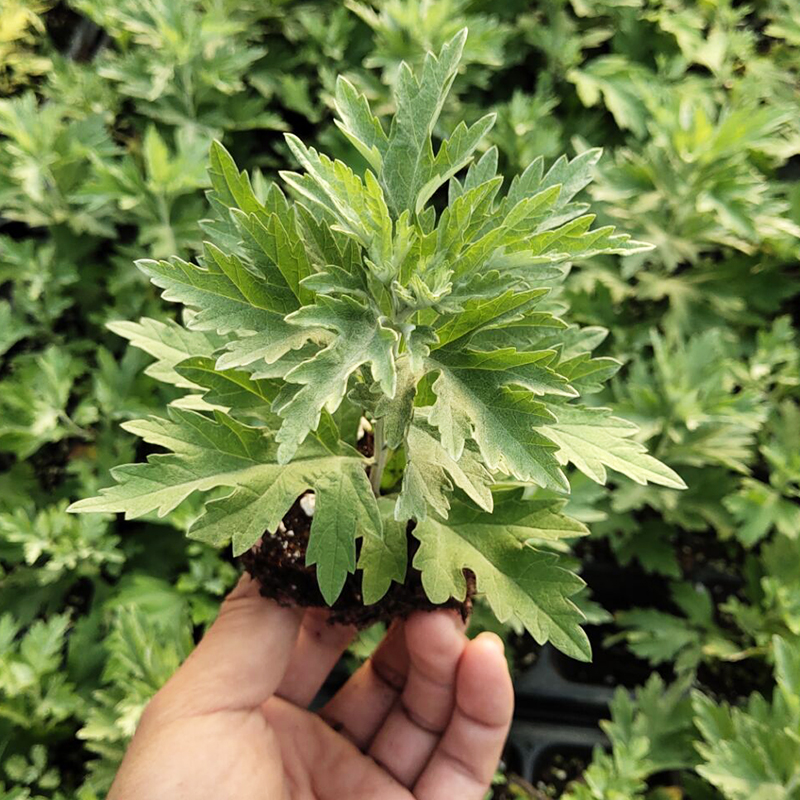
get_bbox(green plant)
[693,636,800,799]
[69,0,283,135]
[0,0,53,93]
[1,1,799,797]
[610,582,745,674]
[70,31,682,661]
[563,674,697,800]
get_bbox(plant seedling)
[70,30,684,661]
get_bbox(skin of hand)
[108,575,514,800]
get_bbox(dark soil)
[27,437,80,492]
[241,495,475,627]
[356,429,374,458]
[533,748,592,798]
[566,534,764,695]
[555,622,656,689]
[696,655,774,704]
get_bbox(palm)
[263,700,413,799]
[109,577,513,800]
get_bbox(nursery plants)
[3,1,800,797]
[70,31,683,660]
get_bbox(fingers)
[147,574,303,722]
[367,611,468,787]
[319,618,410,748]
[275,608,357,707]
[413,633,514,800]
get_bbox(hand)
[109,575,514,800]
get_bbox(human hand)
[109,575,514,800]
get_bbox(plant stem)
[369,417,387,497]
[58,411,92,440]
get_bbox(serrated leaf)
[333,76,388,173]
[0,300,32,358]
[379,30,495,215]
[413,499,590,660]
[397,416,493,521]
[468,316,569,351]
[231,194,313,306]
[282,135,392,264]
[544,405,687,489]
[525,214,653,263]
[305,462,382,604]
[174,356,280,410]
[504,148,602,228]
[0,346,84,458]
[214,312,328,373]
[447,186,564,283]
[462,147,500,195]
[373,354,419,450]
[69,407,378,600]
[208,140,264,215]
[107,318,225,388]
[413,115,497,214]
[557,353,621,394]
[432,288,549,349]
[440,176,505,256]
[692,635,800,800]
[427,348,573,490]
[724,477,800,546]
[358,497,408,605]
[137,243,289,333]
[274,296,398,463]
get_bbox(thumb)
[148,574,303,721]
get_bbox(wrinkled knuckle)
[443,745,490,786]
[400,696,448,735]
[371,658,406,692]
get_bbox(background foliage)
[0,1,798,798]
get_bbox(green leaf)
[281,135,392,264]
[208,140,264,216]
[525,214,653,262]
[397,415,493,521]
[427,348,573,491]
[231,189,313,306]
[373,354,419,450]
[432,288,549,349]
[305,462,382,605]
[568,56,651,138]
[107,317,225,388]
[506,148,601,221]
[693,641,800,800]
[358,497,408,605]
[544,405,687,489]
[333,76,388,173]
[137,244,287,333]
[412,499,590,660]
[724,477,800,547]
[214,312,328,373]
[0,300,32,358]
[0,346,85,458]
[69,407,379,595]
[379,29,495,215]
[274,296,398,463]
[173,356,280,410]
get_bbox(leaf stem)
[369,417,387,496]
[58,411,92,440]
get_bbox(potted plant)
[70,30,683,661]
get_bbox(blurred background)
[0,1,798,798]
